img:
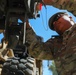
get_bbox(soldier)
[26,12,76,75]
[41,0,76,16]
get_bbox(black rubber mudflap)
[1,57,38,75]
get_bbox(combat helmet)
[48,12,66,30]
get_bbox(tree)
[49,60,58,75]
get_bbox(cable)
[40,6,49,31]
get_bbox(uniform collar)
[63,24,76,36]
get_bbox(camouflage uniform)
[26,24,76,75]
[42,0,76,16]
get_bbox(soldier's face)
[53,14,74,35]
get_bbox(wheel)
[1,57,38,75]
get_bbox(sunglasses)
[54,13,69,21]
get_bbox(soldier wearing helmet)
[26,12,76,75]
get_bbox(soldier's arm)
[26,22,54,60]
[42,0,76,16]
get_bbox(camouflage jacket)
[42,0,76,16]
[26,24,76,75]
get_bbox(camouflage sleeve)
[26,27,54,60]
[42,0,76,16]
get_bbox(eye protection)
[53,13,75,26]
[53,13,70,21]
[48,12,74,30]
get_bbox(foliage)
[49,60,58,75]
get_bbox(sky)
[0,5,76,75]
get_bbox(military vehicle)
[0,0,43,75]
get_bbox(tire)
[1,57,38,75]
